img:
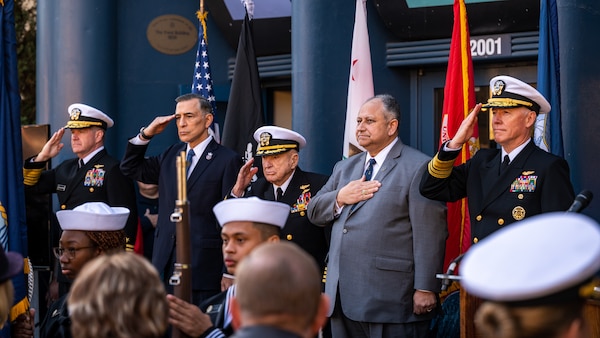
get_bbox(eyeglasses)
[52,246,94,259]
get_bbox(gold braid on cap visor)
[427,154,456,179]
[65,121,105,129]
[256,144,298,155]
[484,98,534,108]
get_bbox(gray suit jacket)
[307,139,447,323]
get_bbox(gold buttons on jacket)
[286,234,292,241]
[518,193,524,200]
[473,237,479,244]
[498,218,505,226]
[60,204,66,210]
[476,215,482,221]
[89,187,94,192]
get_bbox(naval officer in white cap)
[421,75,575,244]
[167,197,289,338]
[461,212,600,338]
[23,103,138,249]
[22,103,138,302]
[12,202,130,338]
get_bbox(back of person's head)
[0,248,23,328]
[461,212,600,338]
[234,242,324,330]
[68,252,168,338]
[475,299,585,338]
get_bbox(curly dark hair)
[86,230,126,253]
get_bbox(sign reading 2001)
[470,34,511,59]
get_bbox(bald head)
[234,242,322,328]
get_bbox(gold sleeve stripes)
[427,154,456,179]
[23,167,43,186]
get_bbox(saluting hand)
[448,103,483,149]
[142,114,177,139]
[35,128,65,162]
[231,158,258,197]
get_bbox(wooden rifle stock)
[169,151,192,338]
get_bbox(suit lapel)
[187,140,218,189]
[351,140,402,213]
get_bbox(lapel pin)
[206,152,213,160]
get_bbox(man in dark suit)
[166,197,289,337]
[23,103,138,298]
[229,242,330,338]
[307,94,447,338]
[420,75,575,244]
[230,126,330,275]
[120,93,242,304]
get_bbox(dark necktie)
[500,155,510,175]
[276,187,283,201]
[186,149,195,177]
[364,158,376,181]
[78,159,84,169]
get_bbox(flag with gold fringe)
[439,0,479,273]
[0,0,30,335]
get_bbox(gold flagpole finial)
[196,0,209,43]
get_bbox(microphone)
[566,190,593,213]
[436,253,464,291]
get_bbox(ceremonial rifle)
[169,151,192,338]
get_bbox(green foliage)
[14,0,36,125]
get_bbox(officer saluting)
[230,126,330,277]
[23,103,138,296]
[420,75,575,243]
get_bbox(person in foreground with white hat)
[460,212,600,338]
[229,241,330,338]
[167,197,289,338]
[11,202,129,338]
[420,75,575,244]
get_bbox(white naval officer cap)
[254,126,307,156]
[56,202,129,231]
[482,75,551,115]
[65,103,114,129]
[460,212,600,305]
[213,197,289,229]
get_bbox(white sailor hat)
[56,202,129,231]
[461,212,600,305]
[213,197,289,228]
[482,75,551,115]
[65,103,114,129]
[254,126,307,156]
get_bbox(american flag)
[192,11,219,140]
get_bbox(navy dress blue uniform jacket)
[247,168,330,272]
[420,140,575,243]
[120,139,241,292]
[23,149,138,246]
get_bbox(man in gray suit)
[307,94,447,338]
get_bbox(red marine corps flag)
[439,0,479,272]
